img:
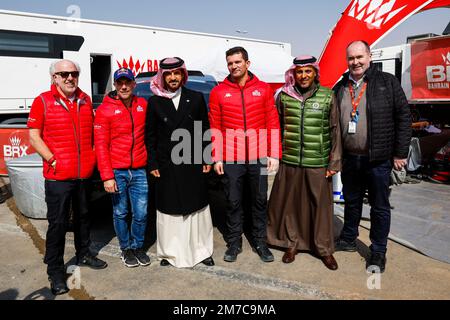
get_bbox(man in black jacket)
[145,57,214,268]
[333,40,411,273]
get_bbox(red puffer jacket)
[209,73,281,162]
[37,85,96,180]
[94,92,147,181]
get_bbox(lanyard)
[348,82,367,120]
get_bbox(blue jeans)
[111,169,148,250]
[340,155,392,254]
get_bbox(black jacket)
[333,65,411,161]
[145,87,211,215]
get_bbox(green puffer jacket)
[279,85,333,167]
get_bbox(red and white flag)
[319,0,450,88]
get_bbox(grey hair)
[49,59,81,76]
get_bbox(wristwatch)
[47,156,56,166]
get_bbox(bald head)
[346,41,372,81]
[347,40,371,55]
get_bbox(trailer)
[371,33,450,125]
[0,10,293,174]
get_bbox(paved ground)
[0,176,449,301]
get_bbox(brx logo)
[3,136,28,158]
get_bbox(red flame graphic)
[117,56,146,76]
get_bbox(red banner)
[0,127,36,175]
[318,0,445,88]
[421,0,450,11]
[411,37,450,100]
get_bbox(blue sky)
[1,0,449,57]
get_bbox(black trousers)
[222,162,268,247]
[44,180,91,278]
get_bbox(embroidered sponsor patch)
[252,90,261,97]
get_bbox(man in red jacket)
[28,59,107,296]
[209,47,281,263]
[94,68,150,268]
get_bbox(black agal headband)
[293,56,317,65]
[160,57,185,69]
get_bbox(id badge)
[348,121,357,134]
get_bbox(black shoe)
[367,252,386,273]
[121,249,139,268]
[133,248,151,266]
[335,238,357,252]
[0,193,6,204]
[48,276,69,296]
[253,243,274,262]
[160,259,171,266]
[223,246,242,262]
[201,256,215,266]
[77,253,108,269]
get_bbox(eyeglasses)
[54,71,80,79]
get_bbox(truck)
[0,9,293,174]
[371,31,450,125]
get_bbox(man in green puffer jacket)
[267,55,342,270]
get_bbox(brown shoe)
[321,255,338,270]
[282,247,297,264]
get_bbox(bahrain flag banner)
[318,0,450,88]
